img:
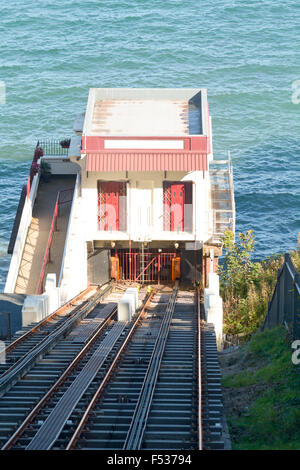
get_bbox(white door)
[135,181,153,238]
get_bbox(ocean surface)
[0,0,299,289]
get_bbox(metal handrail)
[26,143,42,199]
[38,139,69,157]
[209,153,235,240]
[135,255,157,282]
[36,188,74,294]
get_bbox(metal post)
[194,245,196,285]
[267,301,271,328]
[276,269,281,325]
[294,273,300,340]
[283,255,288,324]
[141,242,144,287]
[210,249,214,274]
[129,240,132,281]
[158,253,161,285]
[5,312,11,340]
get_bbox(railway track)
[200,323,224,450]
[1,283,225,451]
[0,283,143,448]
[0,285,104,377]
[65,285,201,450]
[0,283,120,398]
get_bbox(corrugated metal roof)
[86,152,207,172]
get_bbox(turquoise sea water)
[0,0,300,289]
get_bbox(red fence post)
[27,176,31,200]
[158,254,161,285]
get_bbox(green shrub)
[219,229,299,337]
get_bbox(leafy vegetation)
[40,160,51,174]
[222,327,300,449]
[218,229,300,337]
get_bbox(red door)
[98,182,126,231]
[163,182,171,231]
[163,182,192,232]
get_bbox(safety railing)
[38,139,70,157]
[26,175,31,200]
[212,209,235,236]
[26,140,70,199]
[36,188,74,295]
[119,251,177,283]
[209,152,236,240]
[26,143,43,199]
[262,253,300,340]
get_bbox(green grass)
[223,326,300,450]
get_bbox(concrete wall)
[4,172,40,293]
[42,157,80,175]
[58,175,88,305]
[204,272,223,350]
[21,175,89,325]
[87,248,110,286]
[22,274,60,327]
[0,294,25,339]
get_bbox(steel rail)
[200,324,224,449]
[66,289,156,450]
[123,281,178,450]
[1,303,117,450]
[0,282,114,396]
[197,287,202,450]
[139,290,197,450]
[1,284,109,377]
[4,285,95,355]
[27,321,127,450]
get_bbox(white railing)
[209,152,236,241]
[4,172,40,293]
